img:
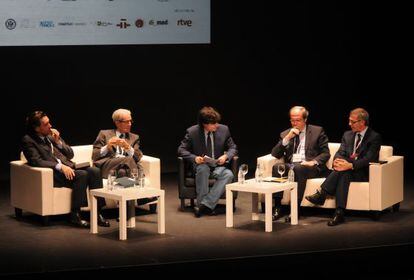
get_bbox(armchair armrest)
[10,160,55,215]
[141,155,161,189]
[369,156,404,210]
[257,154,284,178]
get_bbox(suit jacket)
[271,125,330,170]
[177,124,238,164]
[334,127,382,180]
[92,129,143,167]
[22,134,75,169]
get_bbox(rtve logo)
[177,19,192,27]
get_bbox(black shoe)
[98,213,110,227]
[137,197,157,205]
[327,209,345,226]
[305,190,327,205]
[70,211,89,228]
[194,204,211,218]
[272,207,282,221]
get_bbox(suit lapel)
[305,125,311,152]
[198,127,207,155]
[357,128,371,153]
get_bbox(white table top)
[90,187,164,200]
[226,178,297,194]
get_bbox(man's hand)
[195,156,205,164]
[301,160,317,167]
[333,158,353,171]
[216,154,228,165]
[61,164,75,180]
[284,128,300,142]
[107,137,120,149]
[50,128,61,144]
[119,139,131,150]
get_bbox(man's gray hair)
[112,108,132,122]
[290,106,309,120]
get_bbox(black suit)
[321,127,382,208]
[22,134,104,210]
[271,125,330,204]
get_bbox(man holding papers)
[178,107,238,217]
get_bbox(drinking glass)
[107,169,116,191]
[131,168,139,187]
[277,164,286,178]
[239,164,248,183]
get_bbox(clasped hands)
[333,158,353,171]
[107,137,131,150]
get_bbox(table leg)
[119,199,127,240]
[158,192,165,234]
[226,189,233,228]
[252,193,259,221]
[90,194,98,234]
[265,193,272,232]
[290,185,298,225]
[127,200,135,228]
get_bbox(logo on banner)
[5,19,17,30]
[135,19,144,28]
[117,19,130,29]
[177,19,192,27]
[96,21,113,27]
[148,19,168,26]
[40,21,55,28]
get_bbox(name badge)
[292,153,302,163]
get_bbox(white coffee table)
[90,187,165,240]
[226,179,298,232]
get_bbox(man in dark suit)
[306,108,381,226]
[178,106,238,217]
[22,111,109,228]
[92,108,142,178]
[271,106,330,221]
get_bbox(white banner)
[0,0,210,46]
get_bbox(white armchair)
[257,143,404,212]
[10,145,161,223]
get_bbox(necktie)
[206,132,213,158]
[354,133,362,152]
[119,133,125,139]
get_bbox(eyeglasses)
[290,119,304,123]
[117,119,133,124]
[349,119,362,124]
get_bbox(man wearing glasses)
[92,108,143,178]
[271,106,330,221]
[306,108,382,226]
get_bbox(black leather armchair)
[177,156,239,210]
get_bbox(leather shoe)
[98,213,110,227]
[70,211,89,228]
[194,204,211,218]
[137,197,157,205]
[305,190,327,206]
[272,207,283,221]
[327,210,345,226]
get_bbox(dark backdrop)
[1,1,408,178]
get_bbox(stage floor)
[1,174,414,278]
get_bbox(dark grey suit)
[321,127,381,208]
[271,125,330,204]
[177,124,238,209]
[22,134,104,210]
[92,129,143,178]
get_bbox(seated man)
[22,111,109,228]
[306,108,382,226]
[92,108,153,205]
[178,106,238,217]
[271,106,330,221]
